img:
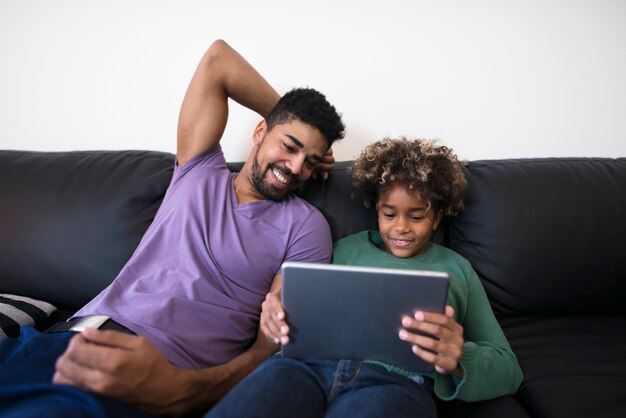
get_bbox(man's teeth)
[273,168,289,184]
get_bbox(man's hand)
[398,305,465,376]
[311,147,335,181]
[53,329,191,415]
[260,289,290,345]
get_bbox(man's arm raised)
[176,39,280,166]
[53,40,282,414]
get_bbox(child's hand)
[398,305,464,376]
[260,288,290,345]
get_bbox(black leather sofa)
[1,150,625,418]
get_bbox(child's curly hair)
[350,137,467,217]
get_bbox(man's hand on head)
[53,328,193,415]
[311,147,335,181]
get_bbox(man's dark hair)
[265,88,345,148]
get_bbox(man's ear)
[253,120,267,145]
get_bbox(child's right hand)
[260,288,290,345]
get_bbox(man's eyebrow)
[285,135,323,162]
[285,135,304,149]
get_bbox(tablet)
[280,261,450,372]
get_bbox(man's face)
[377,184,442,258]
[250,119,327,201]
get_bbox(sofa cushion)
[298,161,378,241]
[450,158,626,316]
[0,150,175,311]
[436,395,531,418]
[0,294,56,338]
[447,158,626,418]
[501,315,626,418]
[520,377,625,418]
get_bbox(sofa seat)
[502,315,626,418]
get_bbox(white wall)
[1,0,625,162]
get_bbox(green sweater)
[332,231,523,402]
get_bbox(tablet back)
[280,262,450,372]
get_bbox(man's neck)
[233,166,265,204]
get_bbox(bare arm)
[174,275,284,412]
[54,322,277,415]
[165,328,278,414]
[260,273,290,345]
[53,273,284,415]
[176,39,280,166]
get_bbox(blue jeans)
[0,326,155,418]
[206,356,436,418]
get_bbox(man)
[0,39,344,416]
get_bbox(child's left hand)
[398,305,464,376]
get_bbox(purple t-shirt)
[76,145,332,368]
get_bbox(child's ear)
[432,210,444,230]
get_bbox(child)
[206,138,523,418]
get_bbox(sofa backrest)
[299,158,626,316]
[0,150,174,311]
[3,151,624,318]
[298,161,378,241]
[449,158,626,316]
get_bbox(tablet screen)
[280,261,449,372]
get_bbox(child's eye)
[411,216,425,222]
[383,213,396,219]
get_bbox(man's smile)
[272,167,290,185]
[269,166,296,190]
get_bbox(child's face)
[377,184,442,258]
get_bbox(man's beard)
[251,153,297,202]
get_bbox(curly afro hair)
[265,87,345,148]
[350,137,467,217]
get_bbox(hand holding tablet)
[279,261,450,372]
